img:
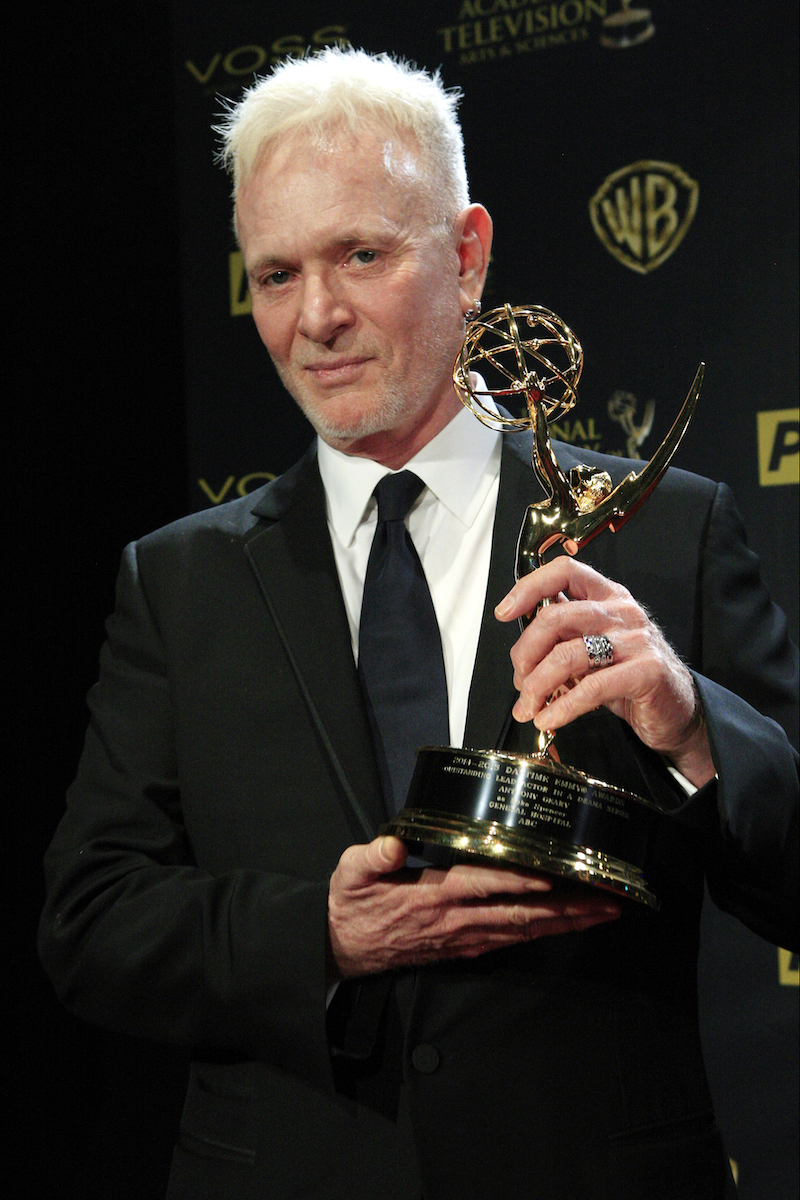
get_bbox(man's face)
[236,127,472,466]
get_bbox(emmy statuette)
[381,305,703,908]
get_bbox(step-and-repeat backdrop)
[170,4,798,1195]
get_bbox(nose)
[297,272,354,344]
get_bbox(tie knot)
[374,471,425,524]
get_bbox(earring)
[464,299,482,322]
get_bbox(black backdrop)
[14,3,797,1197]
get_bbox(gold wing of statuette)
[565,363,704,550]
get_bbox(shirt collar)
[318,391,501,547]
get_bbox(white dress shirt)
[318,402,502,749]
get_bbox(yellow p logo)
[757,409,799,486]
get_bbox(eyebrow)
[247,230,397,280]
[246,255,286,280]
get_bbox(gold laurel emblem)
[600,2,656,49]
[589,161,699,274]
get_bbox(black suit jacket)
[39,434,798,1199]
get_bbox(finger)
[363,835,409,875]
[518,905,621,940]
[510,602,628,686]
[439,862,553,899]
[530,656,684,744]
[484,892,620,923]
[513,629,643,720]
[517,662,626,727]
[440,892,621,953]
[516,893,621,928]
[532,655,696,753]
[495,558,623,621]
[336,836,408,888]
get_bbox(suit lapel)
[245,450,387,841]
[464,434,541,751]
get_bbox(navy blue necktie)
[358,472,450,816]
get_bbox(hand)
[327,835,621,979]
[494,557,714,788]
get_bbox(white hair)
[216,46,470,225]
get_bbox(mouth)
[304,357,371,386]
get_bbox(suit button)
[411,1044,440,1074]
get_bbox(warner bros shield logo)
[589,160,699,274]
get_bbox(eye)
[350,249,378,266]
[265,269,292,287]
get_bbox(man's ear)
[455,204,493,314]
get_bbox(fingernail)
[494,594,514,618]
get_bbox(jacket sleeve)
[672,481,798,948]
[38,538,337,1088]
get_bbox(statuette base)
[381,746,661,909]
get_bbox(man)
[40,48,797,1199]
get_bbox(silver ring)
[584,634,614,669]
